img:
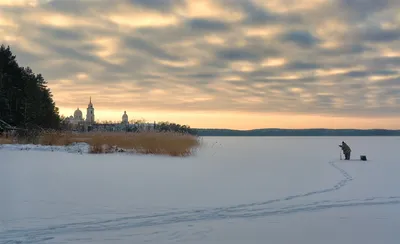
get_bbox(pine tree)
[0,44,61,129]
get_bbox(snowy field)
[1,136,400,244]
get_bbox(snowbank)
[0,142,90,154]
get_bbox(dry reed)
[1,130,201,157]
[0,135,13,144]
[39,131,73,146]
[87,132,200,156]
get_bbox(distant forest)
[0,45,61,130]
[195,128,400,136]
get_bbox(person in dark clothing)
[339,141,351,160]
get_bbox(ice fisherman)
[339,141,351,160]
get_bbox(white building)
[66,97,95,127]
[67,108,84,125]
[122,111,128,125]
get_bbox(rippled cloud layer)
[1,0,400,121]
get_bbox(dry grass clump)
[88,132,201,156]
[0,130,201,157]
[0,135,13,144]
[1,130,71,145]
[39,131,74,146]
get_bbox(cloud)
[125,0,184,12]
[0,0,399,120]
[281,30,320,48]
[216,47,262,61]
[360,27,400,43]
[285,61,320,70]
[185,18,231,32]
[123,36,181,61]
[338,0,390,20]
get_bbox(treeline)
[195,128,400,136]
[91,120,197,135]
[156,122,197,135]
[0,45,61,131]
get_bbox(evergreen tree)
[0,44,61,129]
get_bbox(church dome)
[74,108,83,119]
[122,111,128,120]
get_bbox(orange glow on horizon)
[58,107,400,130]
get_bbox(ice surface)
[1,136,400,244]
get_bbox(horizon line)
[194,127,400,131]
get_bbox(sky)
[0,0,400,129]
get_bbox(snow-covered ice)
[1,136,400,244]
[0,142,90,154]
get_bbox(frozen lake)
[1,136,400,244]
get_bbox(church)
[66,97,95,127]
[65,97,155,132]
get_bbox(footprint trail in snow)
[2,160,400,244]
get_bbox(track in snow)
[2,160,399,244]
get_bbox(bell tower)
[86,96,95,124]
